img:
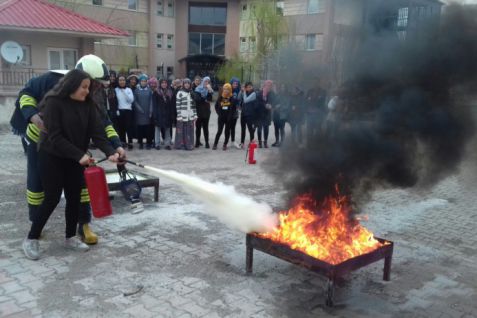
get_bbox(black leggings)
[28,151,84,239]
[273,118,286,143]
[240,116,256,144]
[137,124,153,145]
[196,116,210,144]
[229,118,238,142]
[257,123,269,143]
[118,109,133,144]
[214,117,232,146]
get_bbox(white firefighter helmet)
[75,54,109,83]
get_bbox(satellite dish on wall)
[1,41,24,64]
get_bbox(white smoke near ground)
[142,164,278,233]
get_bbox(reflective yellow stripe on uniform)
[80,188,90,203]
[19,95,37,108]
[26,190,44,206]
[26,123,40,143]
[105,125,119,139]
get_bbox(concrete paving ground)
[0,112,476,318]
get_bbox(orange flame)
[259,194,384,265]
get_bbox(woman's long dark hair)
[39,69,92,110]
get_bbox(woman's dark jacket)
[194,92,213,119]
[256,90,276,126]
[39,96,115,162]
[215,96,237,122]
[153,89,176,128]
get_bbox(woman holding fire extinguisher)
[23,69,122,260]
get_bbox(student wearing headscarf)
[175,78,197,150]
[213,83,237,150]
[133,74,154,149]
[153,79,175,150]
[256,80,275,148]
[172,78,182,94]
[194,76,213,148]
[148,77,158,93]
[229,77,242,149]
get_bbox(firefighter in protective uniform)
[10,54,126,244]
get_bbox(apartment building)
[238,0,442,84]
[48,0,240,79]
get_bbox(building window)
[305,34,316,50]
[167,34,174,49]
[240,37,248,52]
[249,36,256,52]
[189,33,226,55]
[156,65,164,78]
[241,4,248,19]
[250,4,256,17]
[128,0,137,11]
[157,1,163,15]
[167,66,174,78]
[308,0,324,14]
[316,34,324,50]
[128,32,137,46]
[156,34,163,48]
[214,34,225,55]
[92,0,102,6]
[201,33,213,54]
[166,0,174,17]
[19,45,31,66]
[48,48,77,70]
[189,5,227,26]
[397,30,407,41]
[276,1,284,15]
[189,33,201,54]
[397,7,409,27]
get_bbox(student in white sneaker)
[23,69,120,260]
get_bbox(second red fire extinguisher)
[247,140,258,164]
[84,162,112,218]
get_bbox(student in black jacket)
[256,80,275,148]
[194,76,214,148]
[240,82,259,145]
[213,83,237,150]
[23,70,121,260]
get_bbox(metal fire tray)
[245,233,393,306]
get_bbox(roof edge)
[0,25,128,38]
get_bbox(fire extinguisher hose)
[121,160,207,188]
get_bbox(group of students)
[12,52,331,261]
[101,73,211,151]
[102,73,330,152]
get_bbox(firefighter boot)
[78,223,98,245]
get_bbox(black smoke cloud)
[270,4,477,207]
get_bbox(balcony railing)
[0,69,47,88]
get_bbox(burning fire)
[259,193,385,265]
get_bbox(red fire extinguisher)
[246,140,258,164]
[84,161,112,218]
